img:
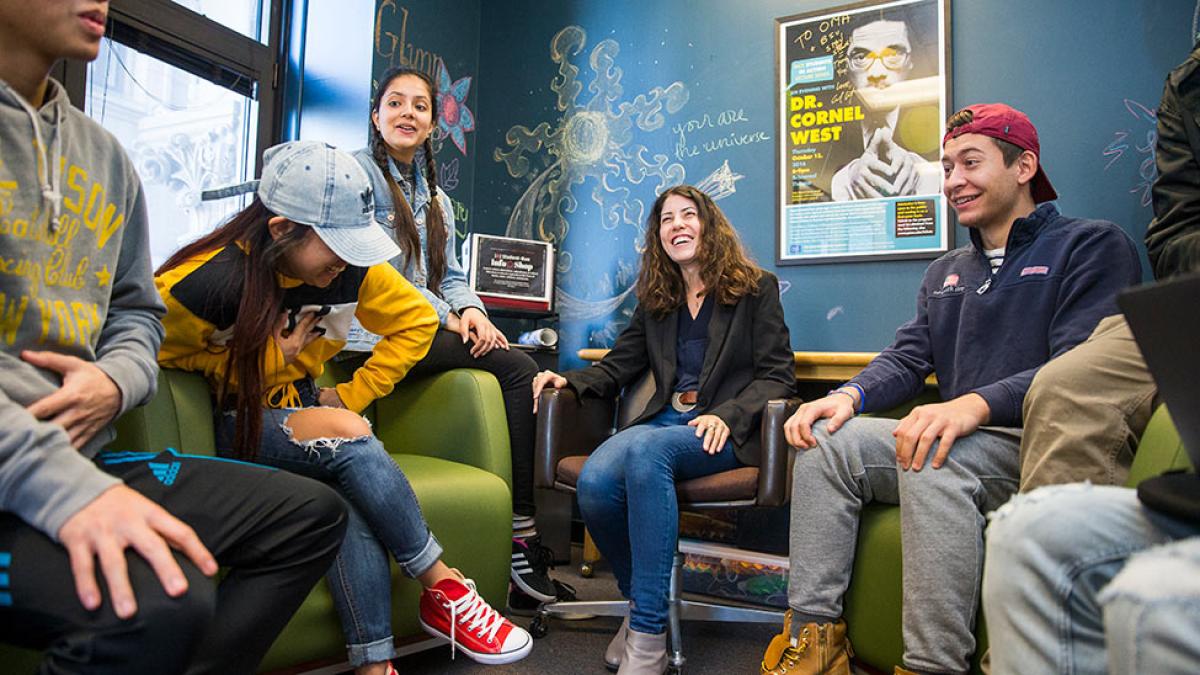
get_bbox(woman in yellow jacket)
[155,141,531,675]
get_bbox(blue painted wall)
[466,0,1194,369]
[308,1,1193,369]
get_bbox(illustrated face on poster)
[846,21,912,92]
[776,0,950,264]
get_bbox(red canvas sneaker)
[419,575,533,664]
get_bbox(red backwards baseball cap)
[942,103,1058,203]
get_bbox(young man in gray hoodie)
[0,2,347,672]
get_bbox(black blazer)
[564,271,795,466]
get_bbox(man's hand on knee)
[784,393,857,449]
[58,485,217,618]
[893,393,990,471]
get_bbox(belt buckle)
[670,391,696,413]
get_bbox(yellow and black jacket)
[155,245,438,412]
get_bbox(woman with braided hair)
[353,67,562,609]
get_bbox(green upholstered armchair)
[2,365,514,673]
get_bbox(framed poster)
[776,0,951,265]
[466,234,555,312]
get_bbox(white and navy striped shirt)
[984,247,1005,274]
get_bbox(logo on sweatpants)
[148,461,181,486]
[0,551,11,606]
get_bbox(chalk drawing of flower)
[436,61,475,156]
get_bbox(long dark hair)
[636,185,762,318]
[157,199,310,459]
[368,66,449,293]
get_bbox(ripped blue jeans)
[983,484,1200,675]
[217,403,442,667]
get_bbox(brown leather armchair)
[528,375,797,671]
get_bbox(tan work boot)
[893,668,918,675]
[760,610,853,675]
[605,616,630,671]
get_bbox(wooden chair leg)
[581,528,601,577]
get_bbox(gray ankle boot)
[616,628,667,675]
[605,616,631,670]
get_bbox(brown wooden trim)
[577,349,937,384]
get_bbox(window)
[58,0,292,266]
[87,39,260,266]
[167,0,270,43]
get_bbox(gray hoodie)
[0,77,165,539]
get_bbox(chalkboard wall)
[360,0,1194,369]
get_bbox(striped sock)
[512,515,537,540]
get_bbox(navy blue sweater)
[849,203,1142,427]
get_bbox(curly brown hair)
[635,185,762,318]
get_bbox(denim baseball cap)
[203,141,401,267]
[942,103,1058,203]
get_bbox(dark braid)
[368,132,420,264]
[422,136,448,291]
[367,66,450,293]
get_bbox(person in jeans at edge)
[155,141,532,675]
[0,2,348,673]
[759,103,1142,675]
[352,65,565,610]
[982,42,1200,675]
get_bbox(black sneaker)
[511,537,558,602]
[507,582,542,616]
[552,578,577,601]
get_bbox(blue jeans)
[983,484,1200,675]
[576,407,741,634]
[218,406,443,667]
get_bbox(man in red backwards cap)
[759,104,1142,675]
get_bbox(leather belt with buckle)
[670,390,698,413]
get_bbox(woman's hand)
[531,369,568,414]
[688,414,731,455]
[274,311,322,365]
[457,307,509,358]
[317,387,346,409]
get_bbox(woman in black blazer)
[532,185,795,674]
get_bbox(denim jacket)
[352,147,483,326]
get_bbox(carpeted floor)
[369,547,780,674]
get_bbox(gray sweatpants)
[787,416,1020,674]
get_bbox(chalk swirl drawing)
[1102,99,1157,207]
[495,25,690,321]
[434,61,475,156]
